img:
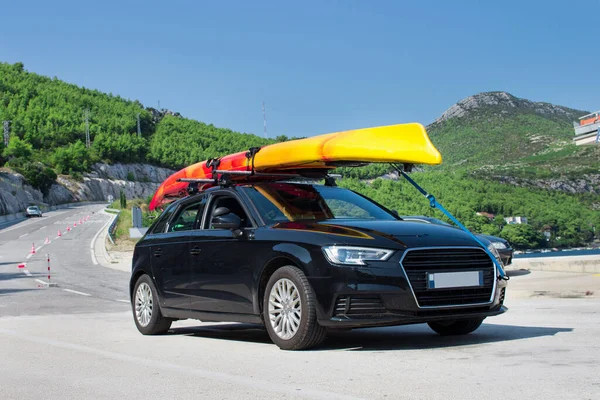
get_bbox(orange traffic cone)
[74,222,77,227]
[30,243,36,254]
[67,226,71,232]
[44,237,50,244]
[57,230,62,237]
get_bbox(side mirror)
[211,209,242,230]
[213,206,231,218]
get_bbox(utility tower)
[136,113,141,137]
[84,109,90,148]
[262,101,267,138]
[2,120,10,147]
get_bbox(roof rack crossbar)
[213,170,304,178]
[177,178,216,183]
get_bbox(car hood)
[477,233,509,245]
[271,220,486,249]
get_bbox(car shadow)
[506,269,532,277]
[168,322,572,351]
[0,288,37,296]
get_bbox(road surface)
[1,205,599,399]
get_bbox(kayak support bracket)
[391,164,508,280]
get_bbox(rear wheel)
[132,274,172,335]
[427,317,485,336]
[263,266,326,350]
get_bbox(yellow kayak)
[254,122,442,170]
[149,123,441,210]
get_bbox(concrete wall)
[510,255,600,274]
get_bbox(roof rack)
[176,168,337,195]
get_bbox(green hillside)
[0,61,272,175]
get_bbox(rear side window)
[167,197,207,232]
[149,203,177,234]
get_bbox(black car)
[400,216,514,266]
[130,182,508,350]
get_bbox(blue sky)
[1,0,599,138]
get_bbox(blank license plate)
[427,271,483,289]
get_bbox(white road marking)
[55,236,60,240]
[90,214,115,265]
[23,269,32,277]
[115,300,130,303]
[25,254,33,260]
[19,233,28,238]
[63,289,91,297]
[35,279,48,285]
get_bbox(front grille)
[401,248,495,307]
[334,295,386,317]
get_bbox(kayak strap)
[245,147,262,173]
[391,164,508,280]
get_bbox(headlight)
[322,246,394,266]
[486,244,504,265]
[491,241,507,250]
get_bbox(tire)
[132,274,172,335]
[263,265,327,350]
[427,317,485,336]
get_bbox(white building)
[505,216,528,225]
[573,110,600,146]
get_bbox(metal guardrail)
[106,209,121,245]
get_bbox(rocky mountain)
[0,163,174,216]
[432,91,585,125]
[425,91,599,182]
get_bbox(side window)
[167,198,206,232]
[205,195,251,229]
[150,203,177,234]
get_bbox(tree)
[500,224,544,249]
[52,140,91,174]
[2,136,33,159]
[119,188,127,209]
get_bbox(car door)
[150,198,204,311]
[188,191,256,315]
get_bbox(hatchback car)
[401,216,514,266]
[25,206,43,218]
[131,182,508,350]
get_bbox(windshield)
[241,183,397,224]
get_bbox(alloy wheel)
[135,282,153,327]
[268,278,302,340]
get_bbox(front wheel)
[132,274,172,335]
[263,266,326,350]
[427,317,485,336]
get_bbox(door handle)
[153,249,163,257]
[190,246,201,256]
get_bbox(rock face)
[0,170,44,215]
[493,174,600,195]
[0,163,175,216]
[432,91,585,125]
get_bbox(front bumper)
[309,248,508,329]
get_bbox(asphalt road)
[1,206,599,399]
